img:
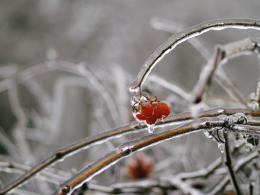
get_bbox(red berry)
[135,113,146,121]
[145,115,157,125]
[141,103,153,118]
[127,153,154,179]
[133,96,171,126]
[155,102,170,119]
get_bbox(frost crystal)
[203,130,213,139]
[217,142,225,153]
[218,113,247,126]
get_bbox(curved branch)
[129,19,260,93]
[0,60,121,124]
[58,119,260,195]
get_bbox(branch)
[78,177,204,195]
[191,47,223,103]
[151,19,257,106]
[223,132,242,195]
[0,161,64,185]
[177,157,222,180]
[148,75,191,101]
[208,150,259,195]
[1,108,260,195]
[129,18,260,95]
[0,60,121,124]
[58,118,260,195]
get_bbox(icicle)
[147,124,155,133]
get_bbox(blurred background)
[0,0,260,194]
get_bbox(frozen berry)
[155,102,170,119]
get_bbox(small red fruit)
[127,153,154,179]
[135,113,146,121]
[145,115,157,125]
[141,103,153,118]
[132,96,171,126]
[155,102,170,119]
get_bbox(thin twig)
[223,132,242,195]
[177,157,222,180]
[191,47,223,103]
[0,60,120,125]
[0,161,64,185]
[149,75,190,101]
[82,178,202,195]
[208,150,259,195]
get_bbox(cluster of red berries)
[133,96,171,125]
[126,153,153,179]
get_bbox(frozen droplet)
[203,130,213,139]
[129,85,140,94]
[147,124,155,133]
[244,142,254,152]
[217,143,225,153]
[121,146,132,155]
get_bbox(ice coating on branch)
[222,38,256,61]
[130,19,260,92]
[190,103,205,119]
[218,113,247,125]
[129,85,141,93]
[217,142,224,153]
[234,135,255,152]
[230,113,247,125]
[203,129,213,139]
[121,146,133,155]
[231,125,249,133]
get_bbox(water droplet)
[129,85,140,94]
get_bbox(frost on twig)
[129,19,260,94]
[1,18,260,195]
